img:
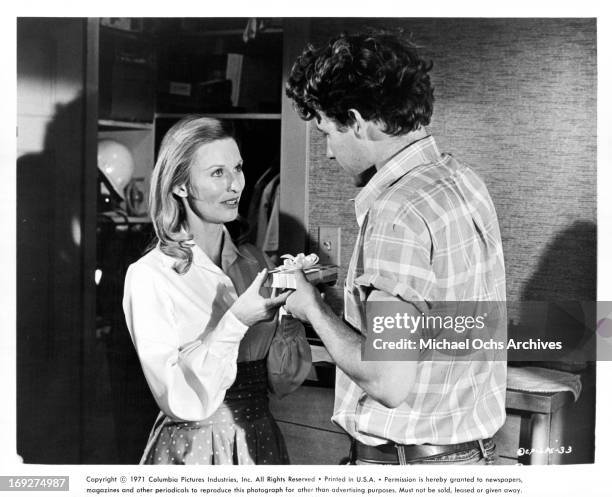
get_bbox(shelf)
[155,112,281,121]
[98,212,151,225]
[98,119,154,130]
[178,28,283,38]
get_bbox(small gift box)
[265,253,338,289]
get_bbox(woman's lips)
[221,198,240,207]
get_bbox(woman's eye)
[235,164,243,173]
[211,168,224,177]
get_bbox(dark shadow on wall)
[17,96,85,463]
[508,221,597,371]
[17,96,159,464]
[521,220,596,303]
[510,220,596,464]
[511,221,596,369]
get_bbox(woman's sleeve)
[266,314,312,398]
[123,263,248,422]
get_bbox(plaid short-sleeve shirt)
[333,135,507,446]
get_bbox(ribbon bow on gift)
[280,253,320,270]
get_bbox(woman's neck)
[189,220,224,267]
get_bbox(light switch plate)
[317,226,341,266]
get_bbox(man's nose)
[326,140,335,160]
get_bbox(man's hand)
[231,269,291,327]
[284,269,326,322]
[284,272,417,408]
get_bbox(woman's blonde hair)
[149,116,235,274]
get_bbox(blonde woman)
[123,116,311,465]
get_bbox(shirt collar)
[354,134,441,226]
[159,226,257,273]
[191,226,258,272]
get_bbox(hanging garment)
[255,173,280,250]
[245,166,278,244]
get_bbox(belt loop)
[347,437,357,465]
[477,439,493,465]
[395,444,407,465]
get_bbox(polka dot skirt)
[142,360,289,465]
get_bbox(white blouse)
[123,230,310,422]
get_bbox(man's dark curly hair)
[285,30,434,136]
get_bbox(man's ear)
[173,184,189,198]
[347,108,369,138]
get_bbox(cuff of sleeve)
[354,273,430,313]
[201,309,249,358]
[221,309,250,338]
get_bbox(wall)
[304,18,596,313]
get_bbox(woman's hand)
[231,269,292,327]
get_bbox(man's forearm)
[306,301,366,382]
[306,300,416,408]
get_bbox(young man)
[284,31,507,465]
